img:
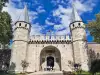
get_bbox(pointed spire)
[71,3,82,22]
[24,4,29,23]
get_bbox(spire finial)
[71,2,82,22]
[24,3,29,23]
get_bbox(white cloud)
[74,0,95,14]
[3,3,23,23]
[3,3,38,23]
[55,28,70,35]
[2,2,41,35]
[30,23,42,35]
[2,0,97,35]
[29,11,38,23]
[45,19,55,25]
[2,3,24,31]
[36,6,45,13]
[54,24,65,30]
[52,0,97,35]
[53,5,72,35]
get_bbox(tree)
[87,13,100,43]
[0,0,9,12]
[21,60,29,74]
[90,59,100,75]
[0,0,12,48]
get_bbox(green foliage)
[0,11,12,46]
[0,72,19,75]
[80,71,90,75]
[0,0,9,12]
[0,0,12,47]
[73,70,91,75]
[87,13,100,43]
[21,60,29,73]
[90,59,100,75]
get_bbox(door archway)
[40,45,61,71]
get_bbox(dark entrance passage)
[40,46,61,71]
[47,56,54,70]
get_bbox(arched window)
[73,24,74,27]
[25,24,27,27]
[19,23,21,26]
[78,23,81,26]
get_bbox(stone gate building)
[9,4,100,74]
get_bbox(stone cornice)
[72,39,87,43]
[71,26,85,31]
[69,21,85,31]
[13,40,28,43]
[14,27,29,31]
[13,39,87,44]
[69,21,83,26]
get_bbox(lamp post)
[74,63,81,75]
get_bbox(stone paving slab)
[28,71,63,75]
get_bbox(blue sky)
[3,0,100,42]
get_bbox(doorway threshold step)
[28,71,63,75]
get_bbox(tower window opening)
[25,24,27,27]
[73,24,74,27]
[19,23,21,26]
[78,23,81,26]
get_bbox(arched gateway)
[10,4,90,74]
[40,46,61,71]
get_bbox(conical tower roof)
[71,3,82,22]
[24,4,29,23]
[17,4,29,23]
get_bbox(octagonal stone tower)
[70,4,89,71]
[10,5,31,73]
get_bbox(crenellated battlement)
[28,40,72,44]
[30,35,71,40]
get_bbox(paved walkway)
[28,71,63,75]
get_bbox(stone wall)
[26,40,73,72]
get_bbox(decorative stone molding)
[71,27,85,31]
[13,40,28,43]
[28,40,72,44]
[14,27,29,31]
